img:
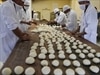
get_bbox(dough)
[52,60,59,67]
[58,54,65,59]
[83,59,91,66]
[69,54,77,60]
[78,45,84,49]
[41,66,51,75]
[29,52,37,58]
[41,60,48,66]
[65,68,75,75]
[90,49,96,53]
[25,67,35,75]
[92,58,100,64]
[72,60,80,67]
[86,46,92,50]
[89,66,99,73]
[25,57,35,64]
[88,53,94,58]
[2,67,12,75]
[38,53,46,59]
[79,53,85,59]
[14,66,24,75]
[48,50,55,54]
[72,45,77,49]
[82,49,89,54]
[34,43,38,47]
[49,54,55,59]
[75,49,81,54]
[58,51,64,54]
[54,68,63,75]
[96,52,100,58]
[75,67,85,75]
[66,50,72,54]
[41,49,48,54]
[63,59,71,67]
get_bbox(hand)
[21,33,30,41]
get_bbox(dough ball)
[63,59,71,67]
[14,66,24,75]
[72,60,80,67]
[48,50,55,54]
[65,68,75,75]
[41,66,51,75]
[83,44,88,47]
[75,49,81,54]
[92,58,100,64]
[49,54,55,59]
[41,49,48,54]
[83,59,91,66]
[25,67,35,75]
[72,45,77,49]
[52,60,59,67]
[0,62,3,70]
[69,54,77,60]
[79,53,85,59]
[41,60,48,66]
[33,43,38,47]
[96,52,100,58]
[54,68,63,75]
[90,49,96,53]
[2,67,12,75]
[58,51,64,54]
[25,57,35,64]
[89,66,99,73]
[73,42,78,45]
[66,50,72,54]
[86,46,92,50]
[31,46,37,50]
[87,53,94,58]
[78,45,84,49]
[82,49,89,54]
[75,67,85,75]
[38,53,46,59]
[58,54,65,59]
[29,52,37,58]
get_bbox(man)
[0,0,30,63]
[48,8,67,27]
[63,5,78,32]
[75,0,98,44]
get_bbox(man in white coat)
[76,0,98,44]
[0,0,30,63]
[63,5,78,32]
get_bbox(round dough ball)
[90,49,96,53]
[48,50,55,54]
[88,53,94,58]
[75,67,85,75]
[92,58,100,64]
[63,59,71,67]
[2,67,12,75]
[83,44,88,47]
[25,57,35,64]
[83,59,91,66]
[49,54,55,59]
[90,66,99,73]
[54,68,63,75]
[58,51,64,54]
[25,67,35,75]
[65,68,75,75]
[34,43,38,47]
[52,60,59,67]
[29,52,37,58]
[66,50,72,54]
[14,66,24,75]
[72,60,80,67]
[78,45,84,49]
[58,54,65,59]
[41,49,48,54]
[86,46,92,50]
[38,53,46,59]
[72,45,77,49]
[82,49,89,54]
[69,54,77,60]
[75,49,81,54]
[41,66,51,75]
[96,52,100,58]
[79,53,85,59]
[73,42,78,45]
[41,60,48,66]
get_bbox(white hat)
[63,5,70,12]
[78,0,90,2]
[53,8,60,14]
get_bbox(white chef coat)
[54,11,67,25]
[66,9,78,32]
[0,0,20,63]
[80,4,98,44]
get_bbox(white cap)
[53,8,60,14]
[63,5,70,12]
[78,0,90,2]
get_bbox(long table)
[0,31,100,75]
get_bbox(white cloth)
[63,5,70,12]
[53,8,59,14]
[80,4,98,44]
[0,0,19,63]
[66,10,78,31]
[54,11,67,25]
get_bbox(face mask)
[79,4,86,10]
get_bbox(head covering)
[53,8,60,14]
[24,0,29,5]
[63,5,70,12]
[78,0,90,2]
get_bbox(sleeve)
[2,6,19,30]
[56,14,64,24]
